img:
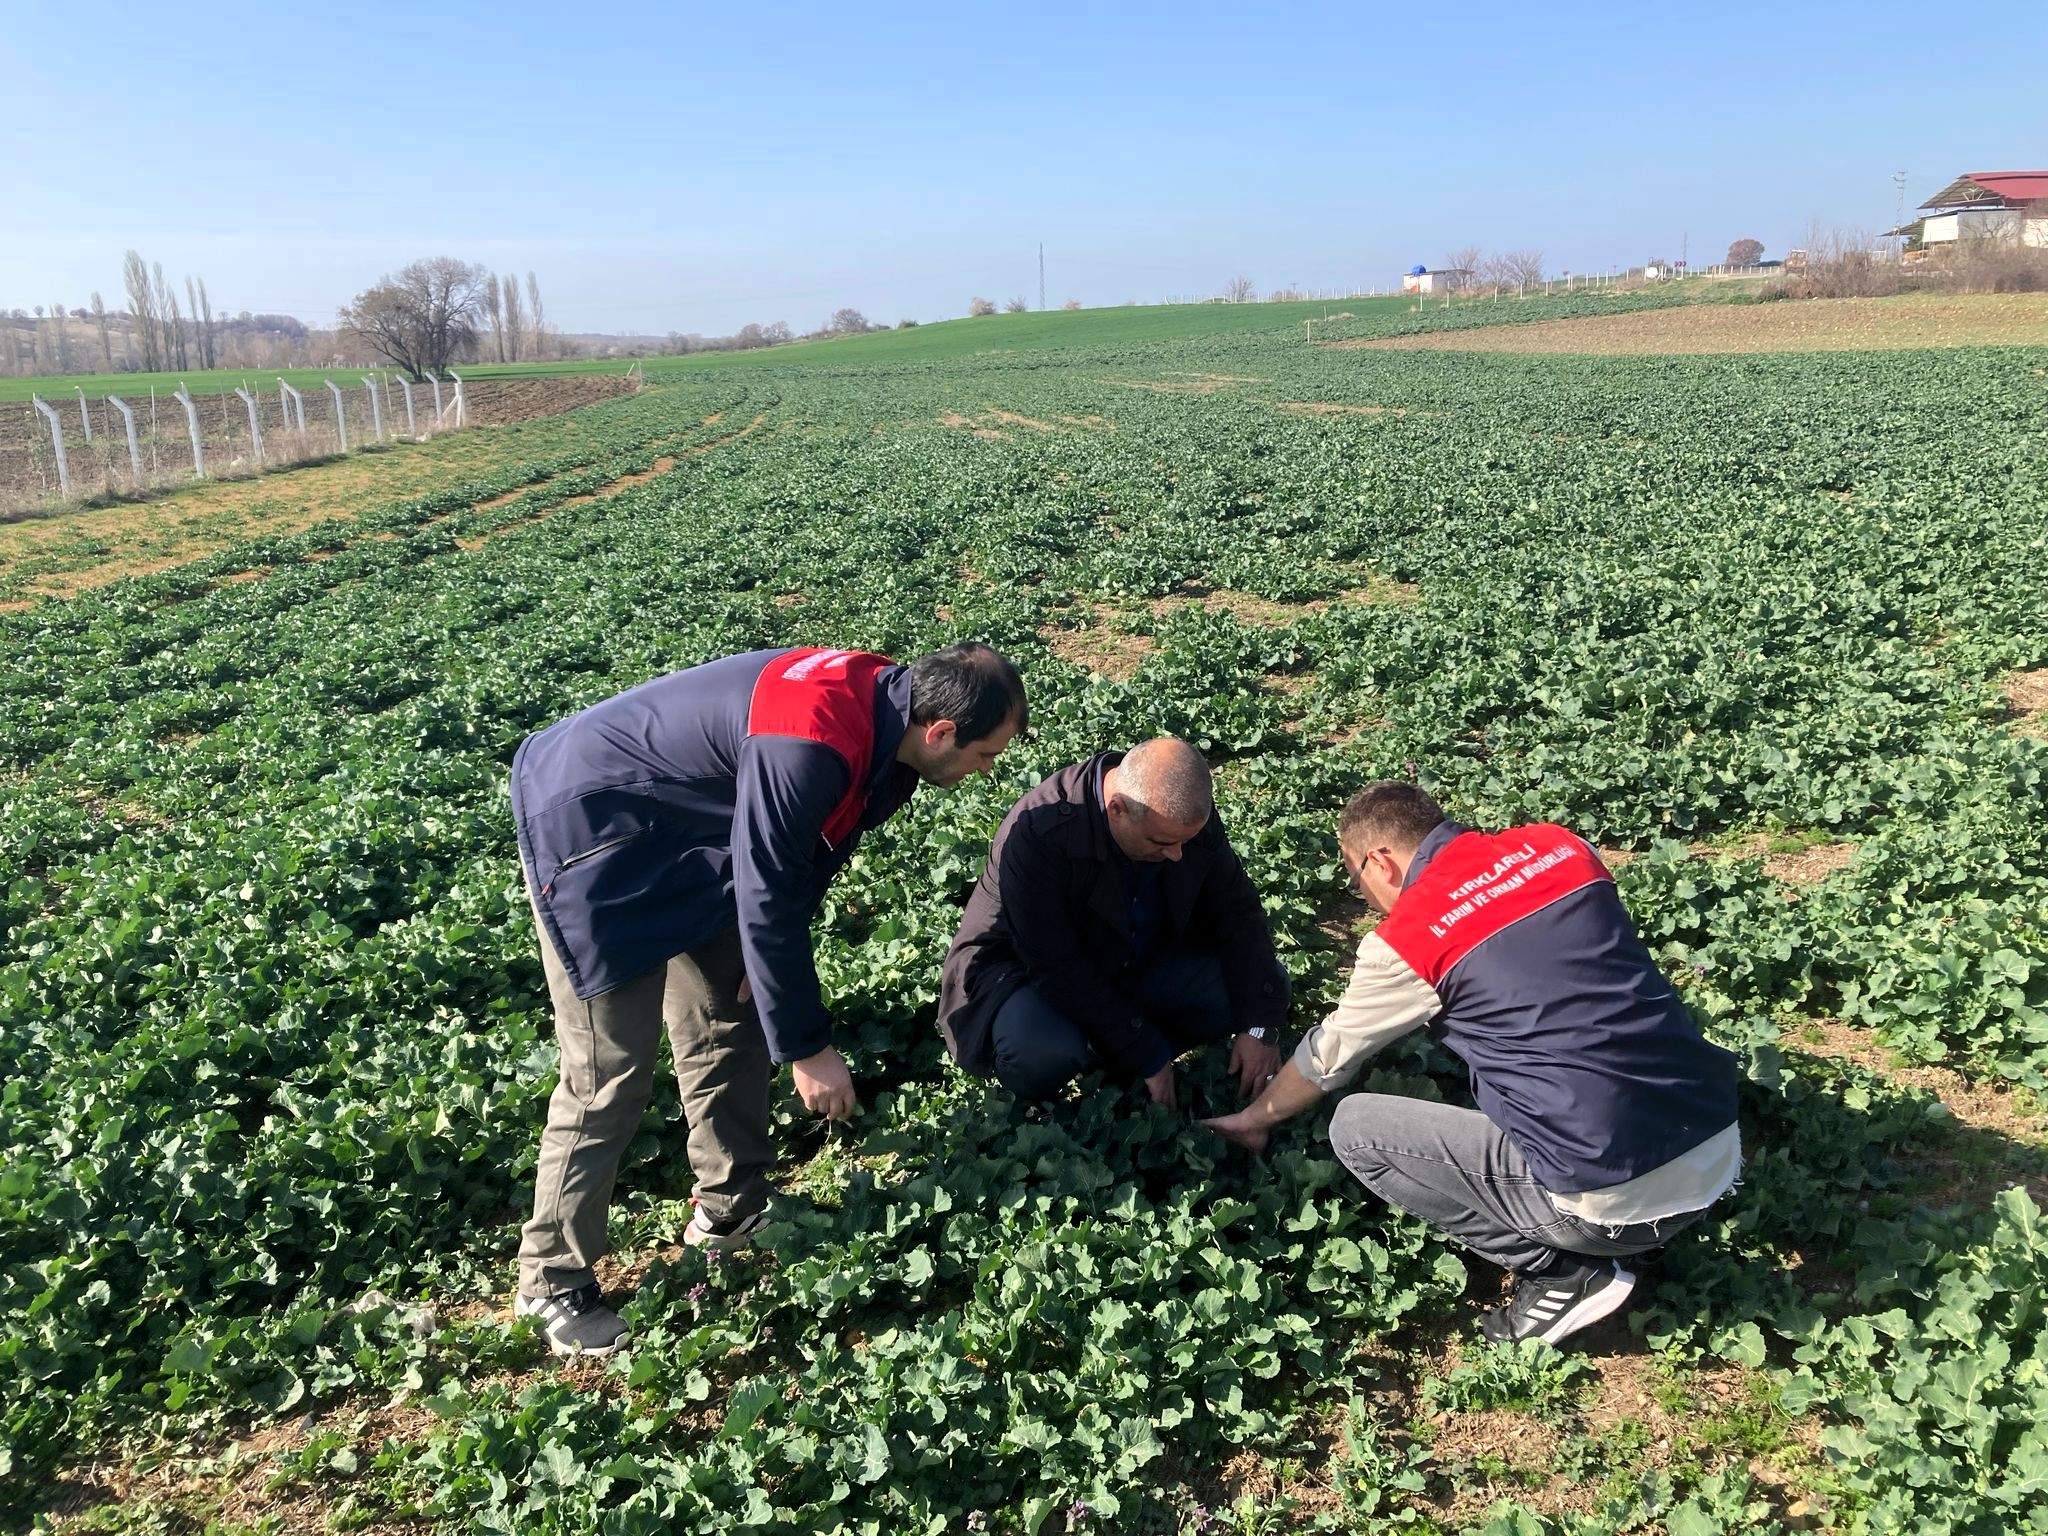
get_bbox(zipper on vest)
[542,830,649,895]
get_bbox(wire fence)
[5,371,468,514]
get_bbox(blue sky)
[4,0,2044,336]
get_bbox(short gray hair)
[1116,738,1213,825]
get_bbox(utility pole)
[1892,170,1909,253]
[1039,242,1045,311]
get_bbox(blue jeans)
[991,949,1238,1100]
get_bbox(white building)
[1894,171,2048,253]
[1402,268,1472,295]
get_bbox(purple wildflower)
[1066,1500,1092,1528]
[687,1282,708,1304]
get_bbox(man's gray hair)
[1116,737,1213,825]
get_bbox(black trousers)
[990,948,1238,1100]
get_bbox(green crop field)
[4,291,2046,1535]
[0,283,1738,403]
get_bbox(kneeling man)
[1206,782,1740,1346]
[939,738,1289,1107]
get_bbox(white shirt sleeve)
[1290,931,1441,1092]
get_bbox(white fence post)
[397,376,416,436]
[325,380,348,453]
[429,373,444,424]
[172,384,205,479]
[108,395,144,490]
[75,386,93,443]
[30,396,73,499]
[279,378,305,435]
[449,369,467,427]
[361,375,384,442]
[234,386,265,466]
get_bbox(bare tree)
[337,257,491,380]
[500,273,525,362]
[1725,237,1764,266]
[525,272,548,361]
[1443,245,1482,279]
[166,288,188,370]
[50,300,72,372]
[1003,297,1027,313]
[968,296,996,316]
[1482,249,1544,291]
[827,307,869,335]
[90,292,113,366]
[196,276,218,368]
[1061,299,1082,311]
[1224,276,1255,303]
[479,274,504,362]
[122,250,159,371]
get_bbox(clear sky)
[4,0,2044,337]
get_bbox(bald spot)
[1115,737,1214,826]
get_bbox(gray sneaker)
[515,1283,630,1357]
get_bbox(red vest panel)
[1375,824,1613,985]
[747,647,892,848]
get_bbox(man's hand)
[1228,1032,1284,1100]
[792,1046,858,1121]
[1201,1109,1271,1155]
[1144,1062,1178,1112]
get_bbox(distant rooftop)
[1920,171,2048,209]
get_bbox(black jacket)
[938,751,1289,1076]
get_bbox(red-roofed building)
[1895,171,2048,253]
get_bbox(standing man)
[938,738,1288,1107]
[511,643,1026,1355]
[1205,783,1740,1347]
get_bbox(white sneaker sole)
[1530,1265,1637,1345]
[513,1294,631,1357]
[684,1211,767,1251]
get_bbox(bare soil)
[1785,1018,2048,1210]
[2005,668,2048,735]
[1338,293,2048,354]
[1107,372,1265,395]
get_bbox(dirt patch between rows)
[1039,577,1419,683]
[1278,401,1417,418]
[1338,292,2048,355]
[1600,836,1857,887]
[2005,668,2048,735]
[1787,1018,2046,1192]
[936,408,1113,438]
[1107,371,1266,396]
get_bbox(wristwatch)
[1244,1026,1272,1042]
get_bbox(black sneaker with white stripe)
[1480,1258,1635,1346]
[515,1283,630,1357]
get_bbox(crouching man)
[938,737,1289,1108]
[1205,783,1740,1346]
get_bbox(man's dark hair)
[1338,781,1445,854]
[909,643,1027,746]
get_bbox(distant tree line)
[656,305,888,356]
